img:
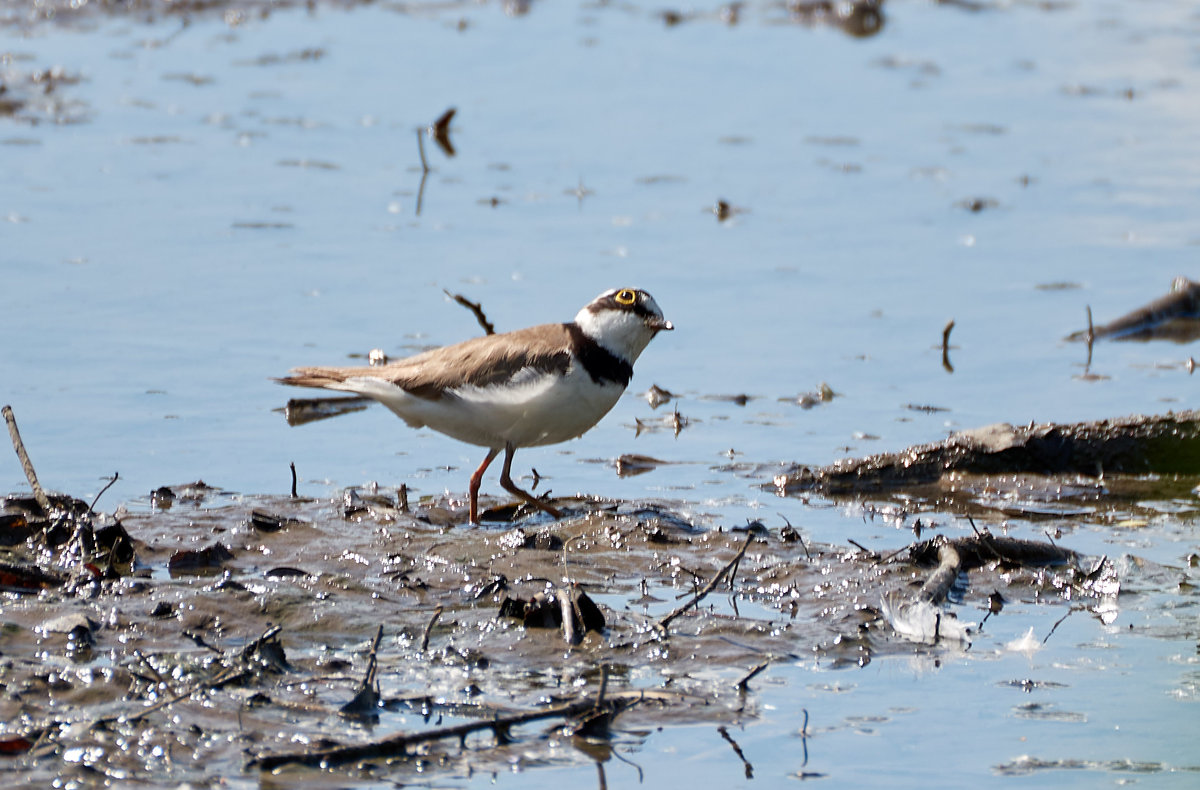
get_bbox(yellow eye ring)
[614,289,637,306]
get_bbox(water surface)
[2,0,1198,786]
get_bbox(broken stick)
[3,405,52,514]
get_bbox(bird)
[277,288,672,524]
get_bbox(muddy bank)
[0,476,1120,784]
[773,409,1200,495]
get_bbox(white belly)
[342,366,626,449]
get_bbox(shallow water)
[2,0,1199,786]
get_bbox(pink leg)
[498,442,562,519]
[469,448,501,525]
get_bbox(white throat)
[574,306,656,363]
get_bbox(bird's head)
[575,288,673,362]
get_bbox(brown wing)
[276,323,575,400]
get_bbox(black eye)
[614,289,637,306]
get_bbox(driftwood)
[1066,277,1200,343]
[882,532,1091,645]
[908,532,1077,571]
[774,410,1200,494]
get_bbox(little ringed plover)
[277,287,672,523]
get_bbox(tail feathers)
[275,367,356,391]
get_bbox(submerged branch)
[251,690,647,771]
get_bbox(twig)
[416,127,429,174]
[443,290,496,336]
[398,483,409,513]
[89,472,119,516]
[557,588,578,645]
[846,539,875,557]
[3,405,52,514]
[874,544,910,567]
[132,649,168,689]
[419,606,443,653]
[289,462,298,498]
[340,626,384,717]
[1042,606,1078,644]
[717,725,754,779]
[942,319,955,373]
[1085,305,1095,369]
[658,532,754,631]
[798,708,810,767]
[779,513,811,561]
[595,664,609,708]
[415,129,430,216]
[735,660,770,691]
[251,690,646,770]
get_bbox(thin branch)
[1085,305,1095,369]
[443,290,496,335]
[1042,605,1079,644]
[416,127,429,174]
[941,319,955,373]
[3,405,52,514]
[89,472,119,516]
[415,128,430,216]
[735,660,770,691]
[251,690,647,770]
[717,725,754,779]
[658,532,754,631]
[419,606,443,653]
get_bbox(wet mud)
[0,467,1134,784]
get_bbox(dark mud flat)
[0,475,1121,785]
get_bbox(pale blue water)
[3,0,1198,786]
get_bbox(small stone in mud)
[94,521,135,564]
[265,566,312,579]
[151,486,176,508]
[168,543,234,574]
[249,509,303,533]
[497,528,563,551]
[40,613,99,637]
[150,601,177,619]
[499,587,605,636]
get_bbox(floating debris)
[644,383,675,408]
[793,382,837,408]
[614,453,669,477]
